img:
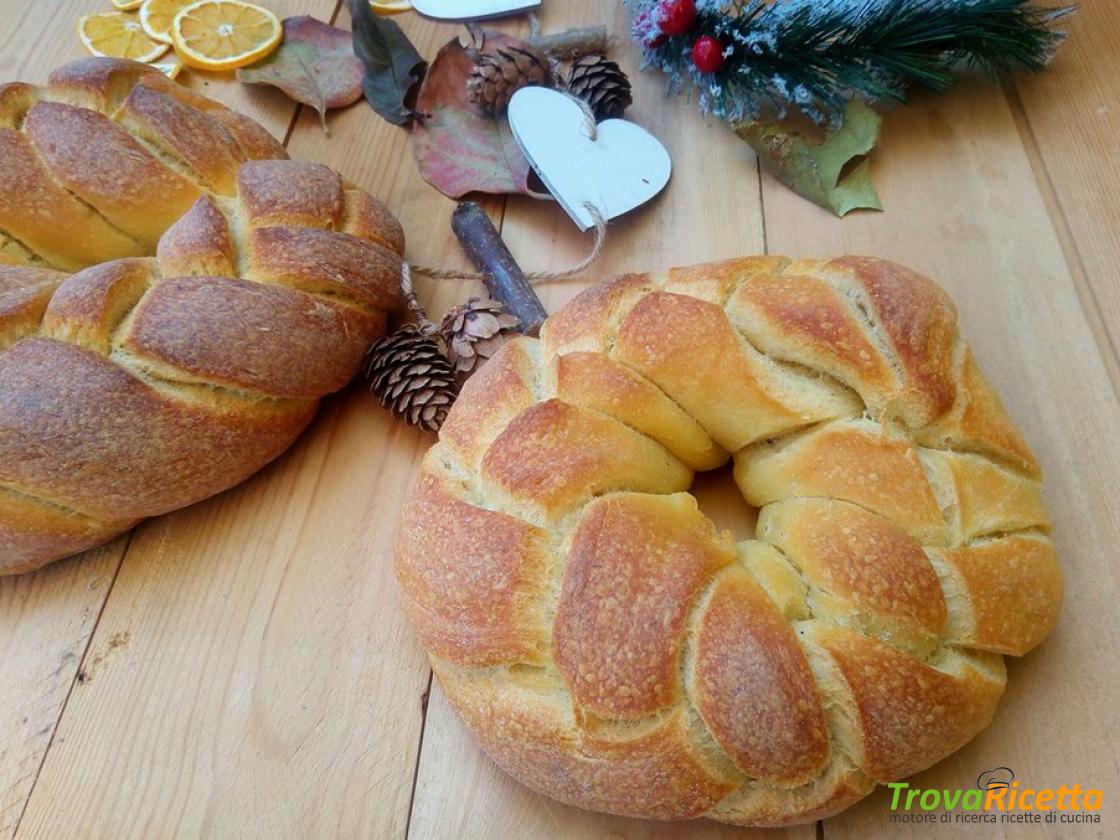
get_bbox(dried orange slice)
[370,0,413,14]
[111,0,146,10]
[171,0,282,72]
[150,56,183,80]
[139,0,193,44]
[78,11,169,62]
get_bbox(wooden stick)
[451,202,548,336]
[529,26,611,60]
[464,23,609,61]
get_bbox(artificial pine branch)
[631,0,1075,124]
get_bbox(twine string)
[398,262,438,335]
[570,92,598,141]
[406,202,607,283]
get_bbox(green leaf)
[238,17,363,135]
[736,101,883,217]
[348,0,427,126]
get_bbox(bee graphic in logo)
[977,767,1015,791]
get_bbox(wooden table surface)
[2,1,1118,838]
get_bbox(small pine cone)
[565,55,633,120]
[365,324,458,433]
[467,45,552,114]
[440,296,520,374]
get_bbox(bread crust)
[0,59,403,573]
[394,256,1061,826]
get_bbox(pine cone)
[440,296,520,374]
[365,324,458,433]
[565,55,633,121]
[467,45,552,114]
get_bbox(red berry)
[691,35,727,74]
[658,0,697,37]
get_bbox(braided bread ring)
[0,59,403,574]
[395,256,1061,826]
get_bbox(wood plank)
[14,9,466,840]
[752,79,1120,838]
[404,2,791,837]
[408,684,799,840]
[0,2,325,835]
[18,397,433,839]
[0,0,119,81]
[1011,0,1120,382]
[0,541,123,839]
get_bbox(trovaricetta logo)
[886,767,1103,826]
[977,767,1015,791]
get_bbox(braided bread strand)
[0,58,291,271]
[395,256,1061,826]
[0,60,404,573]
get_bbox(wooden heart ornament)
[411,0,540,20]
[508,87,672,231]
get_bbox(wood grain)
[1011,0,1120,390]
[0,541,123,839]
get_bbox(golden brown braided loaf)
[395,256,1062,826]
[0,59,404,574]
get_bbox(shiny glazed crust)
[394,256,1062,826]
[0,59,404,574]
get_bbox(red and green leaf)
[238,17,364,134]
[411,32,548,199]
